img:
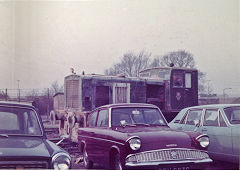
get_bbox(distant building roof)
[139,66,197,73]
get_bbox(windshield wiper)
[0,134,9,138]
[133,123,150,126]
[120,124,136,128]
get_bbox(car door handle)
[201,128,207,132]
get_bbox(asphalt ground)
[71,158,239,170]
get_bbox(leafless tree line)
[104,49,209,93]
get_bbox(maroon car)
[78,103,212,170]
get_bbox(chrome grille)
[0,161,49,169]
[128,149,209,163]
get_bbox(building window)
[185,73,191,88]
[173,72,183,88]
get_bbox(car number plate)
[159,167,190,170]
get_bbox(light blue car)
[169,104,240,165]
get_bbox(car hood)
[113,126,197,151]
[0,136,52,158]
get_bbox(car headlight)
[52,152,71,170]
[196,135,210,148]
[128,137,141,151]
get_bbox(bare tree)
[50,80,63,96]
[105,50,151,77]
[25,89,40,101]
[150,50,208,94]
[149,57,161,68]
[106,49,210,94]
[198,72,207,93]
[150,50,195,68]
[0,90,8,100]
[134,50,151,76]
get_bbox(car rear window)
[224,106,240,124]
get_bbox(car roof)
[185,104,240,109]
[96,103,159,110]
[0,101,35,109]
[170,104,240,124]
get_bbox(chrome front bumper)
[126,158,213,167]
[125,148,212,167]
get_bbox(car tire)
[112,153,123,170]
[83,147,93,169]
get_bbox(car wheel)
[83,147,93,169]
[112,153,123,170]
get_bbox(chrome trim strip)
[78,134,125,146]
[126,136,140,142]
[109,108,112,128]
[125,158,213,167]
[196,134,208,140]
[126,148,208,159]
[52,152,71,163]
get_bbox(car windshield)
[0,106,42,136]
[111,107,167,126]
[224,106,240,124]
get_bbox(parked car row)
[1,101,239,170]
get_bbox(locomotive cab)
[139,67,198,121]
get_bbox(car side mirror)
[193,122,200,132]
[194,120,200,127]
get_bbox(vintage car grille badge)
[170,151,178,159]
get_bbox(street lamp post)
[17,80,20,102]
[223,88,232,103]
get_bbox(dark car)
[169,104,240,165]
[0,101,71,169]
[78,103,212,170]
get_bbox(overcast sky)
[0,0,239,96]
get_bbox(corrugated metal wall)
[65,79,79,108]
